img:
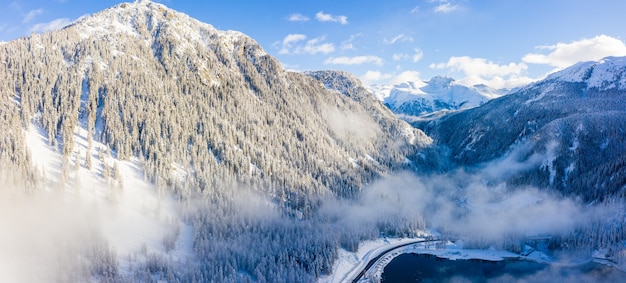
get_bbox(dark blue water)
[381,253,625,283]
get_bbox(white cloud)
[302,36,335,54]
[324,55,383,66]
[29,18,72,34]
[316,11,348,24]
[431,56,533,89]
[427,0,459,14]
[360,70,426,86]
[384,34,413,44]
[456,75,535,90]
[393,49,424,62]
[22,9,44,23]
[412,48,424,62]
[391,70,424,85]
[434,2,459,13]
[278,34,335,55]
[287,13,309,22]
[323,108,379,143]
[278,34,307,54]
[429,62,446,69]
[282,33,306,46]
[392,53,407,61]
[341,33,362,50]
[522,35,626,68]
[434,56,528,78]
[361,70,392,85]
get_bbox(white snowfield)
[20,123,194,279]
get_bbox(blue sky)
[2,0,626,88]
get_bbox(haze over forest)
[0,1,625,282]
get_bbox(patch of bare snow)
[24,124,194,275]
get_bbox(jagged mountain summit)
[367,76,505,118]
[415,56,626,201]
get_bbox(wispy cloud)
[283,33,306,45]
[384,34,413,44]
[361,70,393,85]
[522,35,626,68]
[430,56,533,89]
[316,11,348,24]
[392,54,404,61]
[434,2,459,13]
[29,18,72,34]
[360,70,424,85]
[278,33,307,54]
[302,36,335,54]
[287,13,309,22]
[431,56,527,78]
[277,34,335,55]
[341,33,362,50]
[428,0,459,14]
[391,70,424,84]
[22,9,44,23]
[324,55,384,66]
[392,49,424,63]
[412,48,424,62]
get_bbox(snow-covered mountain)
[0,1,433,281]
[545,56,626,89]
[416,56,626,201]
[367,76,506,117]
[1,1,625,281]
[3,0,430,198]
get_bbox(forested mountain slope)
[0,0,429,203]
[415,57,626,201]
[0,2,436,281]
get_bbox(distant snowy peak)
[368,76,496,117]
[545,56,626,90]
[471,84,511,99]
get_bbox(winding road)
[349,239,440,283]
